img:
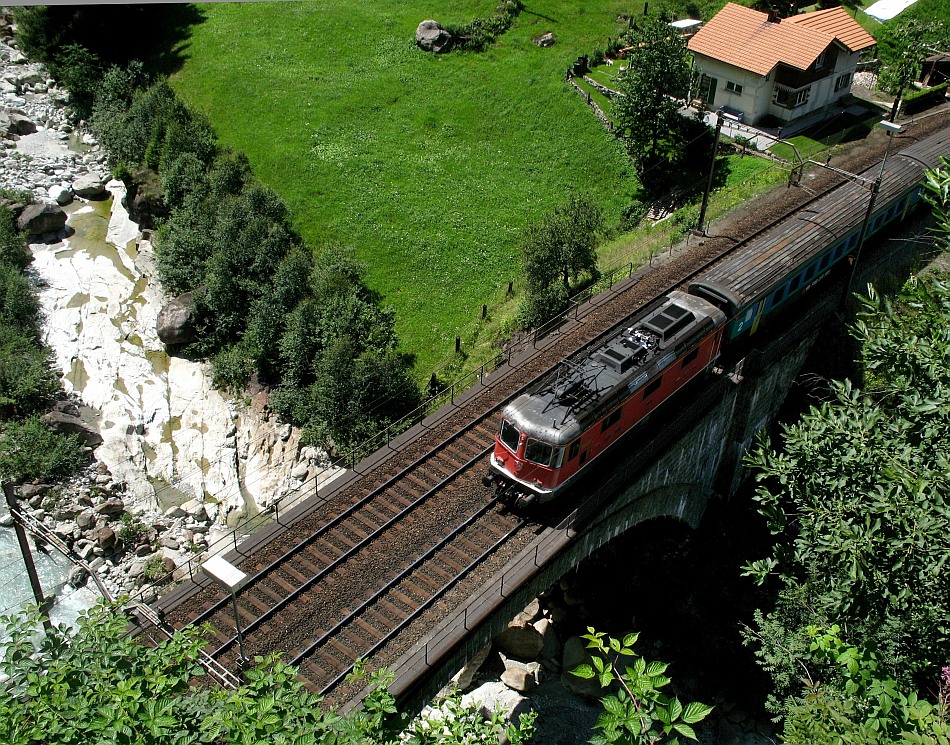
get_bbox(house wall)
[691,54,772,123]
[693,46,863,127]
[768,47,861,123]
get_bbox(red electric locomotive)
[484,291,726,507]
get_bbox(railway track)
[155,112,949,700]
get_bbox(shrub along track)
[153,111,949,704]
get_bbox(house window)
[815,50,826,69]
[725,81,743,95]
[834,73,851,92]
[795,87,811,106]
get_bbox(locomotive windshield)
[525,439,565,468]
[524,439,553,466]
[500,419,520,453]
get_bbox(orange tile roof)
[688,2,876,76]
[785,6,876,52]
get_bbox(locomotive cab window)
[525,439,554,467]
[568,441,580,460]
[500,419,520,453]
[643,377,663,398]
[601,407,623,432]
[681,348,700,368]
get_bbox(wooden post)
[2,482,52,632]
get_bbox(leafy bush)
[0,601,536,745]
[0,328,59,416]
[517,283,568,329]
[572,628,713,743]
[446,0,524,52]
[0,416,85,482]
[211,342,254,394]
[0,211,31,272]
[46,43,103,121]
[117,513,150,545]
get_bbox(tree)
[41,44,103,122]
[611,18,697,183]
[571,628,713,744]
[876,19,947,122]
[741,166,950,721]
[518,195,602,327]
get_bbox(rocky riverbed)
[0,18,342,606]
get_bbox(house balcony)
[771,84,812,110]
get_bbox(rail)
[137,157,862,612]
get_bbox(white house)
[687,3,876,126]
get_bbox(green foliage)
[117,512,150,545]
[518,194,602,328]
[0,210,31,272]
[572,628,713,744]
[46,44,103,121]
[403,690,537,744]
[925,160,950,252]
[446,0,524,52]
[517,283,570,329]
[611,18,698,186]
[781,627,950,744]
[0,603,343,745]
[875,19,948,119]
[0,416,85,483]
[523,194,603,295]
[743,271,950,715]
[93,77,213,176]
[0,602,534,745]
[211,343,255,394]
[0,327,60,416]
[903,81,950,104]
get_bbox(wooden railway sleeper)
[303,513,529,696]
[207,447,495,659]
[287,502,515,676]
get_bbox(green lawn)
[169,0,894,380]
[170,1,639,377]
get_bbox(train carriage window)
[568,441,580,460]
[767,284,789,311]
[817,253,831,272]
[643,377,663,398]
[789,273,803,292]
[525,439,553,467]
[601,407,623,432]
[500,419,520,453]
[681,348,699,368]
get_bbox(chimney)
[767,8,781,22]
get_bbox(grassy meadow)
[170,1,643,376]
[169,0,915,379]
